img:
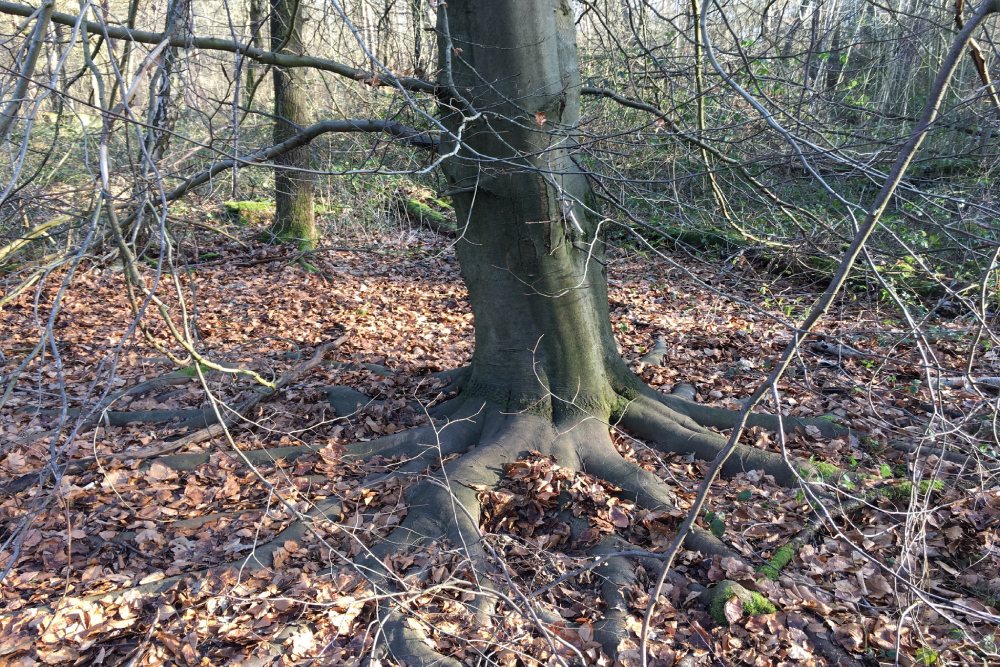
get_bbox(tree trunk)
[125,0,188,249]
[439,0,639,420]
[143,0,189,164]
[246,0,266,101]
[0,0,54,140]
[268,0,317,250]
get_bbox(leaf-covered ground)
[1,218,998,665]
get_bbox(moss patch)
[706,580,777,624]
[395,187,457,235]
[223,200,274,226]
[744,591,777,615]
[758,542,797,580]
[884,479,945,500]
[406,199,450,226]
[813,460,840,480]
[800,458,843,484]
[648,223,743,252]
[180,362,209,378]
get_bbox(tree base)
[127,372,848,665]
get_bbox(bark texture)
[439,0,637,419]
[143,0,189,163]
[268,0,317,250]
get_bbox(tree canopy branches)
[0,0,435,93]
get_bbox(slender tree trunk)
[246,0,266,101]
[825,24,843,91]
[268,0,317,250]
[127,0,188,249]
[143,0,189,165]
[0,0,54,140]
[47,20,64,116]
[411,0,423,76]
[439,0,639,419]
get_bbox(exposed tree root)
[639,336,668,365]
[689,578,865,667]
[757,481,903,582]
[802,625,867,667]
[759,477,958,582]
[10,369,875,664]
[1,494,345,622]
[621,393,841,486]
[334,387,845,663]
[326,386,379,417]
[650,388,850,439]
[590,538,639,656]
[888,436,998,473]
[3,339,344,495]
[1,369,197,459]
[18,405,221,428]
[701,579,776,624]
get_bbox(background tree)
[267,0,317,249]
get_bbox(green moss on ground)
[394,187,457,235]
[744,591,777,615]
[707,580,777,624]
[813,460,840,480]
[223,200,274,226]
[884,479,945,500]
[180,362,213,378]
[758,542,797,580]
[406,199,444,223]
[800,459,843,484]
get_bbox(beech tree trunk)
[269,0,317,250]
[439,0,639,420]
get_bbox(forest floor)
[0,216,998,666]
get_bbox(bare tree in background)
[267,0,317,249]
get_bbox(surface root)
[623,393,816,486]
[8,372,877,665]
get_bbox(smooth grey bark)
[131,0,189,245]
[268,0,317,249]
[439,0,639,419]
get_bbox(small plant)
[180,361,212,378]
[394,187,457,235]
[704,510,726,538]
[807,458,840,482]
[758,543,796,580]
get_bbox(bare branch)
[0,0,435,94]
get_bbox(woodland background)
[0,0,998,665]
